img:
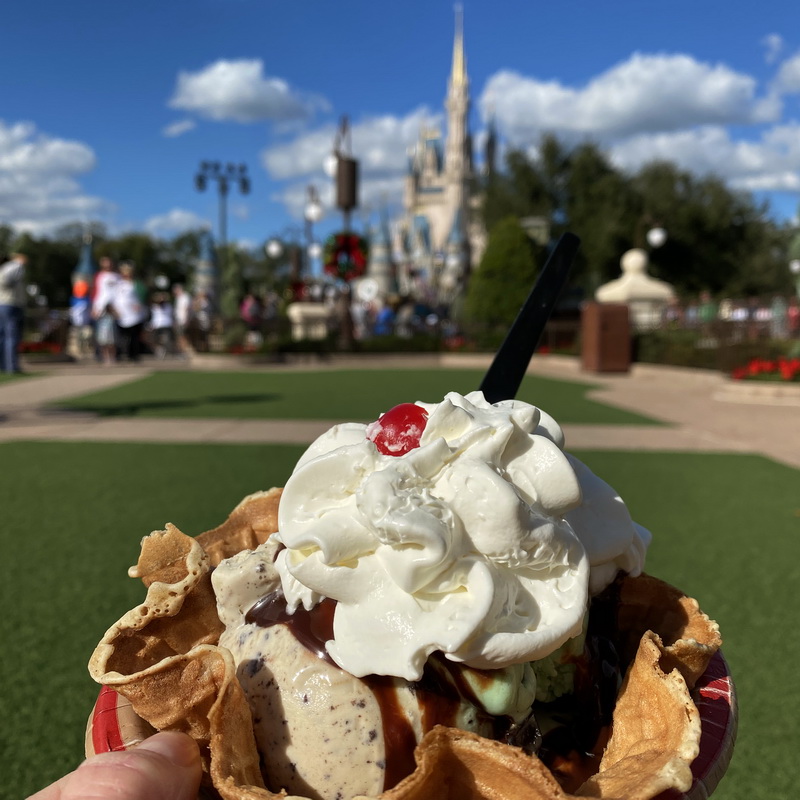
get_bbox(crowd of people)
[661,291,800,340]
[67,257,214,365]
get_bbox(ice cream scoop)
[213,535,541,798]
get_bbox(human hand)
[28,731,201,800]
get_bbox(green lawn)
[0,371,36,384]
[4,441,795,800]
[52,368,662,425]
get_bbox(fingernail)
[137,732,200,769]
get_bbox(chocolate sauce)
[362,674,419,791]
[362,655,527,790]
[537,578,623,792]
[245,582,624,794]
[245,591,337,665]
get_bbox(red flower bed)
[731,357,800,382]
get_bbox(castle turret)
[440,208,468,303]
[445,6,469,183]
[396,6,484,306]
[364,218,396,298]
[485,114,498,178]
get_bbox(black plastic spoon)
[479,232,581,404]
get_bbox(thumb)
[31,732,202,800]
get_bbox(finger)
[28,732,202,800]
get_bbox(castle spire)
[450,4,466,88]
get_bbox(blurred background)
[1,0,800,370]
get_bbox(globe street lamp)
[195,161,250,319]
[646,227,668,249]
[265,227,303,285]
[304,185,323,275]
[266,186,323,299]
[266,187,323,279]
[790,259,800,299]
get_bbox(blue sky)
[3,0,800,250]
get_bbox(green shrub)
[635,328,795,372]
[354,334,442,353]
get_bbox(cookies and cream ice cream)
[209,391,651,798]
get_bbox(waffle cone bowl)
[87,490,735,800]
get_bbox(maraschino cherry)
[366,403,429,456]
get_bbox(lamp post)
[194,161,250,320]
[327,116,359,233]
[790,259,800,299]
[265,227,303,298]
[304,185,323,276]
[265,186,323,301]
[789,206,800,299]
[325,116,360,349]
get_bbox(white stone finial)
[621,248,648,274]
[595,248,677,331]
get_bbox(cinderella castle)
[362,10,494,308]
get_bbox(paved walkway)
[0,354,798,469]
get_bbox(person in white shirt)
[91,257,119,315]
[0,252,29,373]
[148,292,175,359]
[172,284,193,356]
[111,261,149,362]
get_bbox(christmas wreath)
[323,232,368,282]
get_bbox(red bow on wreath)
[323,232,368,282]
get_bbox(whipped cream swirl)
[275,391,649,681]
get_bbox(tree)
[482,149,553,233]
[562,143,638,291]
[97,233,159,281]
[464,216,544,329]
[480,136,790,298]
[481,139,637,293]
[631,162,789,296]
[0,225,15,259]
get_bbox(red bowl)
[86,650,737,799]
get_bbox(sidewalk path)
[0,355,798,469]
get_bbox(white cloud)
[263,107,439,180]
[162,119,196,138]
[144,208,209,236]
[762,34,784,64]
[0,120,110,235]
[480,53,778,142]
[774,53,800,94]
[0,120,95,174]
[169,59,329,123]
[251,50,800,226]
[262,107,441,220]
[609,123,800,192]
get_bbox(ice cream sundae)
[88,390,725,800]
